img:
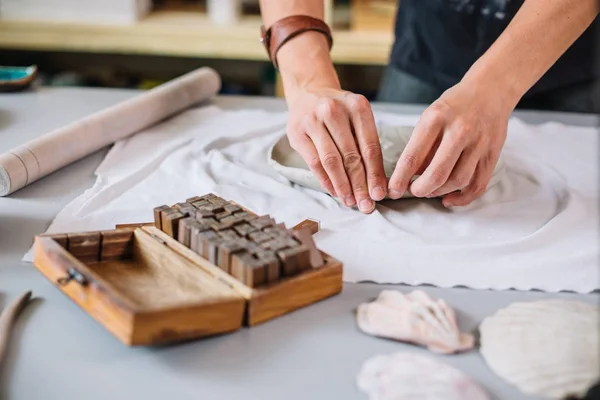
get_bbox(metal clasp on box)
[57,268,89,287]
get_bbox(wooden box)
[32,195,343,346]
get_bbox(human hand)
[285,86,388,213]
[387,80,514,207]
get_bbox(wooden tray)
[32,198,343,346]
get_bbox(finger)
[344,94,387,201]
[306,120,356,207]
[290,133,335,197]
[321,101,374,213]
[442,152,496,207]
[388,113,444,199]
[425,144,481,198]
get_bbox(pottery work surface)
[268,124,506,199]
[479,299,600,399]
[357,352,490,400]
[356,290,474,354]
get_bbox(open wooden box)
[32,198,343,346]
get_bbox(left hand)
[387,79,514,207]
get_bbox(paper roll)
[0,67,221,196]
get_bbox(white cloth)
[23,104,600,293]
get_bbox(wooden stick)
[0,291,32,369]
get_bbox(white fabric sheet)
[22,105,600,293]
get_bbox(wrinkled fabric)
[22,105,600,293]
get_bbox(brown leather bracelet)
[260,15,333,70]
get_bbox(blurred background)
[0,0,396,99]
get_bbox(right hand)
[285,86,388,213]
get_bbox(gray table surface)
[0,87,598,400]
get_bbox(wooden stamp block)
[215,210,232,220]
[161,210,185,238]
[153,205,170,229]
[196,206,216,219]
[231,252,266,288]
[179,205,197,218]
[218,229,240,241]
[67,232,101,263]
[217,240,249,273]
[276,245,311,276]
[191,200,210,209]
[293,219,320,235]
[292,228,325,269]
[261,237,299,253]
[248,231,273,244]
[177,217,195,248]
[101,230,134,261]
[205,236,226,265]
[249,215,276,230]
[254,249,280,283]
[233,223,259,238]
[224,203,241,214]
[189,220,213,253]
[196,230,220,259]
[186,196,203,204]
[173,202,189,211]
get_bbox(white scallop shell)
[479,299,600,399]
[357,352,490,400]
[356,290,474,354]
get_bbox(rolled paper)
[0,67,222,196]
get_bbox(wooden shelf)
[0,10,393,65]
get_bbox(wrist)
[276,32,341,103]
[460,57,525,112]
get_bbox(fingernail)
[359,199,374,212]
[345,195,356,207]
[372,186,386,201]
[388,189,403,199]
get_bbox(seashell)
[356,289,474,354]
[357,351,490,400]
[268,124,506,200]
[479,299,600,399]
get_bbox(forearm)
[258,0,340,102]
[463,0,599,108]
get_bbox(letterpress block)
[218,229,240,241]
[179,205,197,218]
[224,203,241,214]
[189,220,214,253]
[100,230,134,261]
[173,202,189,211]
[261,237,299,253]
[196,206,216,219]
[196,230,220,259]
[191,200,210,209]
[153,205,170,229]
[205,236,226,264]
[208,197,227,207]
[215,210,232,220]
[262,226,293,239]
[293,219,320,235]
[249,215,276,230]
[68,232,101,263]
[248,230,273,244]
[231,252,266,288]
[292,227,325,268]
[161,210,185,238]
[186,196,202,204]
[231,211,257,221]
[276,245,311,276]
[217,240,249,273]
[254,249,280,283]
[177,217,195,248]
[233,223,259,237]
